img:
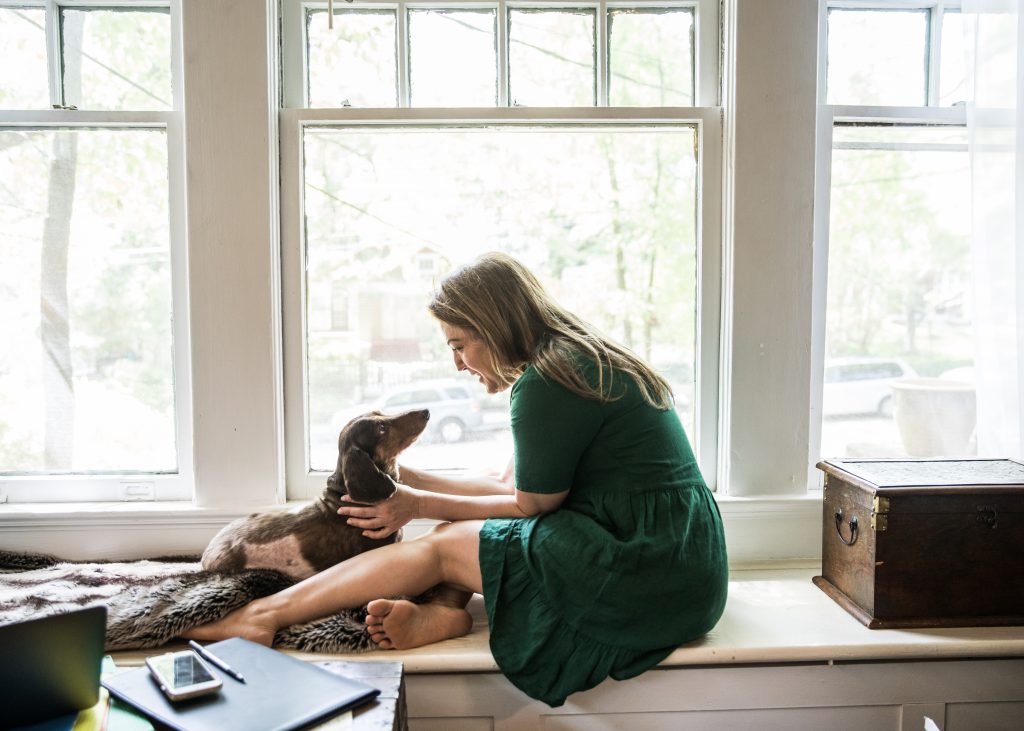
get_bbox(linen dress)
[478,360,728,707]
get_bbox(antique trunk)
[814,458,1024,629]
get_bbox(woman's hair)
[428,252,674,409]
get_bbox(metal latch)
[121,481,155,501]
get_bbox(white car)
[332,379,499,444]
[823,357,917,417]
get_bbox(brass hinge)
[871,495,890,532]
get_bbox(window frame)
[0,0,192,502]
[822,0,964,108]
[281,0,720,109]
[280,106,723,500]
[809,0,968,484]
[281,0,722,500]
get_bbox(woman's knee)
[426,520,482,553]
[424,520,483,591]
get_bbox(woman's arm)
[398,463,514,496]
[338,484,567,539]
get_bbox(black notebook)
[101,637,379,731]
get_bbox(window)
[0,1,864,565]
[280,0,721,498]
[0,1,188,501]
[818,2,975,461]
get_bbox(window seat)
[111,568,1024,730]
[275,567,1024,671]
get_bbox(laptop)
[0,605,107,730]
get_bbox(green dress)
[478,361,728,707]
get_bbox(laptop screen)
[0,605,106,728]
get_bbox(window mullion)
[596,0,608,106]
[497,0,508,106]
[927,2,942,106]
[44,0,61,106]
[397,1,410,107]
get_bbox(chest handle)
[834,509,859,546]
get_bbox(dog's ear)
[341,446,398,503]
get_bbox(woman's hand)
[337,484,421,539]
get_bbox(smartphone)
[145,650,223,701]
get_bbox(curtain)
[964,0,1023,458]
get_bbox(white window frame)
[0,0,843,569]
[821,0,965,108]
[0,0,193,502]
[809,0,968,487]
[278,0,723,500]
[281,0,720,109]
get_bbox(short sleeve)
[510,367,603,494]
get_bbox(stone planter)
[891,378,977,457]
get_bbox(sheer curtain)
[964,0,1023,458]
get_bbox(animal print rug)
[0,550,375,652]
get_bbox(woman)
[187,252,728,707]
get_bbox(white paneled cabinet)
[406,659,1024,731]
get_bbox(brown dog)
[201,408,430,581]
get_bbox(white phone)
[146,649,223,701]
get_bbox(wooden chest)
[814,458,1024,629]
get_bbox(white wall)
[182,0,283,509]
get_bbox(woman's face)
[441,323,504,393]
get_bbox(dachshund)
[201,408,430,581]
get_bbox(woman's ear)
[340,446,397,503]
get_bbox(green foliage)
[826,140,972,365]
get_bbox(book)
[102,657,155,731]
[70,688,108,731]
[101,638,379,731]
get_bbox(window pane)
[939,11,968,106]
[307,9,397,108]
[61,8,172,111]
[0,129,176,474]
[609,8,693,106]
[0,7,49,110]
[822,126,973,460]
[826,9,928,106]
[409,9,496,107]
[303,125,698,471]
[509,9,595,106]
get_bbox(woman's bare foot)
[365,598,472,650]
[182,602,278,647]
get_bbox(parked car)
[823,357,917,417]
[332,379,497,444]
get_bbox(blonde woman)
[187,252,728,707]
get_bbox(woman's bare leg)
[184,520,482,645]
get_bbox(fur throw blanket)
[0,550,376,653]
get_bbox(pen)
[188,640,247,683]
